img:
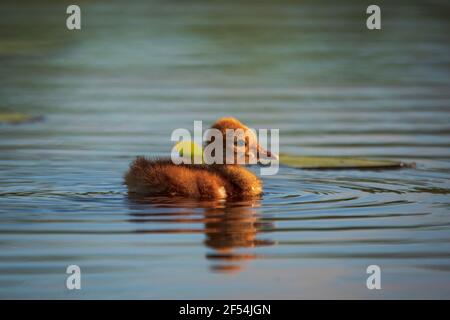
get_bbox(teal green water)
[0,0,450,299]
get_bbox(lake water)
[0,0,449,299]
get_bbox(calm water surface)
[0,0,450,298]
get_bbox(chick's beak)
[257,144,278,161]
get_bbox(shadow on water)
[126,195,276,274]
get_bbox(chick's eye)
[236,139,245,147]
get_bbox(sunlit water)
[0,0,449,299]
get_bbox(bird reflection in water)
[127,195,275,273]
